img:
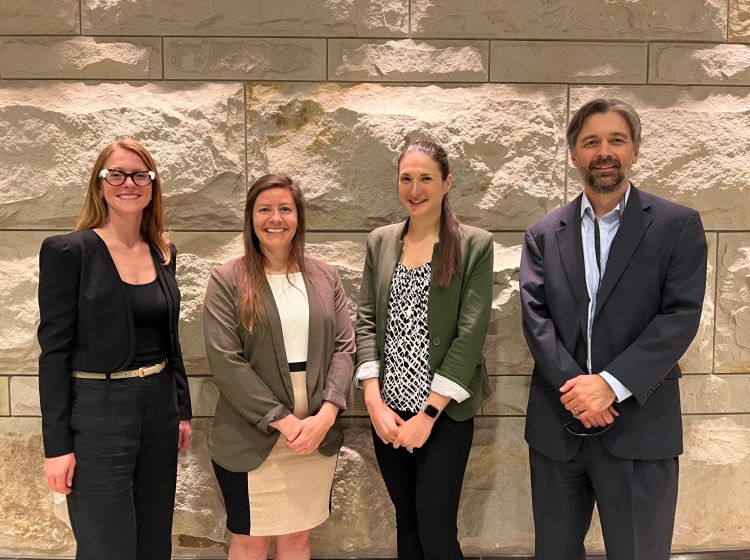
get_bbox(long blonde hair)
[75,139,171,264]
[238,173,306,333]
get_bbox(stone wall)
[1,0,749,557]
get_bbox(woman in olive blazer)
[355,141,493,560]
[203,173,355,560]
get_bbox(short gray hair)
[567,98,642,150]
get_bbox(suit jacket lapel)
[595,186,653,319]
[376,223,405,351]
[303,267,324,399]
[151,247,178,353]
[262,279,295,405]
[555,196,589,341]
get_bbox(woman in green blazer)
[355,140,493,560]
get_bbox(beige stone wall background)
[1,0,749,557]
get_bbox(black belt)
[289,361,306,372]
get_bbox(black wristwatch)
[421,402,441,420]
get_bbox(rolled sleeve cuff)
[258,404,292,434]
[431,373,471,403]
[354,360,380,389]
[323,388,347,411]
[599,371,633,403]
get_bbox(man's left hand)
[560,375,616,420]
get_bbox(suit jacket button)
[432,337,441,346]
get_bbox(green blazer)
[355,221,493,421]
[203,257,355,472]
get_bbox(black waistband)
[288,361,307,372]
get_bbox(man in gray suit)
[520,98,707,560]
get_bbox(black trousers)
[66,370,180,560]
[372,410,474,560]
[530,436,679,560]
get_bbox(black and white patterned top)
[381,261,432,412]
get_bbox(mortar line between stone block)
[726,0,731,42]
[486,40,491,82]
[243,83,249,199]
[645,42,650,84]
[711,232,720,375]
[408,0,412,37]
[161,36,165,80]
[325,38,329,80]
[79,0,83,35]
[563,85,570,204]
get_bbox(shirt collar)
[581,184,631,221]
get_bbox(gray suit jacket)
[203,257,355,472]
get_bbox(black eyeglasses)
[564,419,614,437]
[99,168,155,187]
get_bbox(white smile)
[265,228,286,233]
[117,193,141,199]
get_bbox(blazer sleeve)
[203,266,291,434]
[322,268,355,410]
[605,210,707,405]
[433,232,494,392]
[37,236,80,458]
[520,229,585,390]
[354,232,380,369]
[168,245,192,421]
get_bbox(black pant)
[372,410,474,560]
[66,370,180,560]
[530,436,679,560]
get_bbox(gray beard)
[580,163,628,194]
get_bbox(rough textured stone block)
[730,0,750,42]
[0,377,8,416]
[0,82,245,230]
[483,375,529,416]
[82,0,408,37]
[411,0,726,41]
[164,38,326,80]
[680,233,716,374]
[715,233,750,373]
[9,376,39,416]
[491,41,646,84]
[570,86,750,230]
[0,0,79,34]
[676,415,750,550]
[1,37,162,79]
[187,377,219,418]
[681,375,750,414]
[329,39,488,82]
[247,82,567,231]
[0,418,75,556]
[0,232,44,374]
[650,43,750,85]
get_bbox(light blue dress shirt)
[581,187,633,403]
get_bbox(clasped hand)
[271,402,338,455]
[560,374,619,428]
[367,400,433,452]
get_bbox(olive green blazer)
[203,257,355,472]
[355,221,493,421]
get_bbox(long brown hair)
[398,140,462,288]
[74,139,171,264]
[237,173,306,333]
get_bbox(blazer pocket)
[626,254,663,268]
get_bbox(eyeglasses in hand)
[564,418,614,437]
[99,168,155,187]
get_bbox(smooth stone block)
[650,43,750,85]
[329,39,489,82]
[0,377,8,416]
[0,81,245,230]
[9,376,39,416]
[680,232,716,374]
[186,377,219,418]
[681,375,750,414]
[1,37,162,79]
[715,233,750,373]
[411,0,727,41]
[247,82,567,231]
[570,86,750,231]
[491,41,647,84]
[164,38,326,80]
[82,0,408,37]
[0,0,79,34]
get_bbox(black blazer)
[37,228,192,458]
[520,186,707,462]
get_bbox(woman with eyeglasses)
[203,173,355,560]
[37,139,192,560]
[355,140,493,559]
